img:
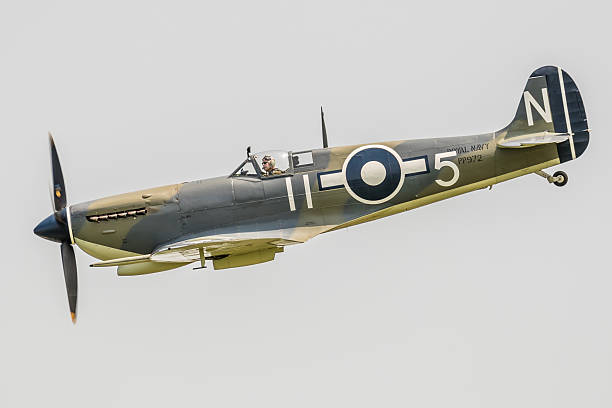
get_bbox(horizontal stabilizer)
[497,132,570,148]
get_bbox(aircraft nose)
[34,212,69,243]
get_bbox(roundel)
[342,145,404,204]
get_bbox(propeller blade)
[60,242,78,324]
[49,133,67,214]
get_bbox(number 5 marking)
[434,151,459,187]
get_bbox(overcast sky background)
[1,1,611,407]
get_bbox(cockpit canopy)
[231,149,314,178]
[254,150,291,175]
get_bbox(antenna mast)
[321,106,328,148]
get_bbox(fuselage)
[67,131,564,262]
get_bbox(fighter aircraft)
[34,66,589,323]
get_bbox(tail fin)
[499,66,589,162]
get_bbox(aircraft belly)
[75,238,142,261]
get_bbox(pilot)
[262,155,282,176]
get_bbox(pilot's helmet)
[262,155,275,168]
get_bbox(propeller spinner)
[33,134,78,323]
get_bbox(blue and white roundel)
[342,145,404,204]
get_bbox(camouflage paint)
[62,66,588,273]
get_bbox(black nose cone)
[34,212,69,243]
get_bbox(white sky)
[2,1,611,407]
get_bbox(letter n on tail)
[524,88,552,126]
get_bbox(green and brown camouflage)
[36,66,589,278]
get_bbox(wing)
[151,235,301,269]
[90,224,333,274]
[90,234,302,271]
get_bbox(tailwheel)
[552,170,568,187]
[534,169,569,187]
